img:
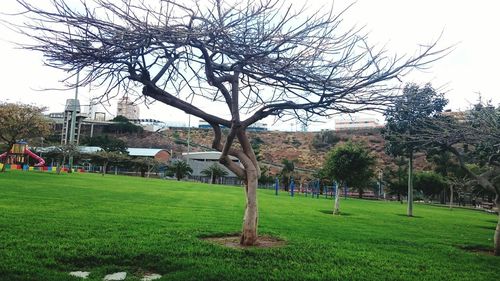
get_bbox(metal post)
[316,180,319,199]
[275,177,279,196]
[68,71,79,173]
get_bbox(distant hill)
[117,128,431,175]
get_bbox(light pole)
[68,70,80,173]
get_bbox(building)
[129,118,169,132]
[116,96,140,120]
[441,109,467,123]
[60,99,87,145]
[334,117,381,131]
[47,110,116,143]
[182,151,242,184]
[127,148,171,163]
[198,120,268,131]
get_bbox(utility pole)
[68,71,79,173]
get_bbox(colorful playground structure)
[0,141,45,166]
[0,141,45,170]
[0,141,86,173]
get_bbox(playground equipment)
[0,141,45,167]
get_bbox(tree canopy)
[168,160,193,181]
[322,141,375,189]
[0,102,51,149]
[383,83,448,157]
[201,162,229,184]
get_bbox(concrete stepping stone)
[69,271,90,279]
[142,273,162,281]
[103,272,127,281]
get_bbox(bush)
[312,130,340,150]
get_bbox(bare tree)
[11,0,448,245]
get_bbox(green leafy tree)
[385,156,408,202]
[383,83,447,216]
[312,130,341,150]
[90,150,130,176]
[81,135,127,153]
[280,159,295,191]
[426,149,461,204]
[258,165,275,187]
[0,103,51,172]
[322,141,375,214]
[201,162,229,184]
[168,160,193,181]
[105,115,143,134]
[414,171,447,201]
[132,157,160,177]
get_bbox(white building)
[182,151,242,184]
[129,118,169,132]
[334,117,381,131]
[116,96,140,120]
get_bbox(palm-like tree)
[201,163,228,184]
[168,160,193,181]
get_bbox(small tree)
[322,141,375,214]
[385,157,408,202]
[280,159,295,192]
[90,150,129,176]
[106,115,143,134]
[168,160,193,181]
[81,135,128,154]
[383,83,447,216]
[201,162,229,184]
[414,171,447,202]
[258,165,275,187]
[0,103,51,172]
[132,157,160,178]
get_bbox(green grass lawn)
[0,171,498,281]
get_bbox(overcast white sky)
[0,0,499,131]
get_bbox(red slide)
[24,148,46,167]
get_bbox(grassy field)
[0,171,498,281]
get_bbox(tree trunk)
[240,169,259,246]
[449,185,454,210]
[494,197,500,256]
[407,150,414,217]
[334,183,341,215]
[57,155,66,175]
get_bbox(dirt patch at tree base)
[458,245,496,256]
[202,235,286,249]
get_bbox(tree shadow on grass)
[477,225,496,231]
[319,210,353,216]
[458,244,495,256]
[395,214,424,219]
